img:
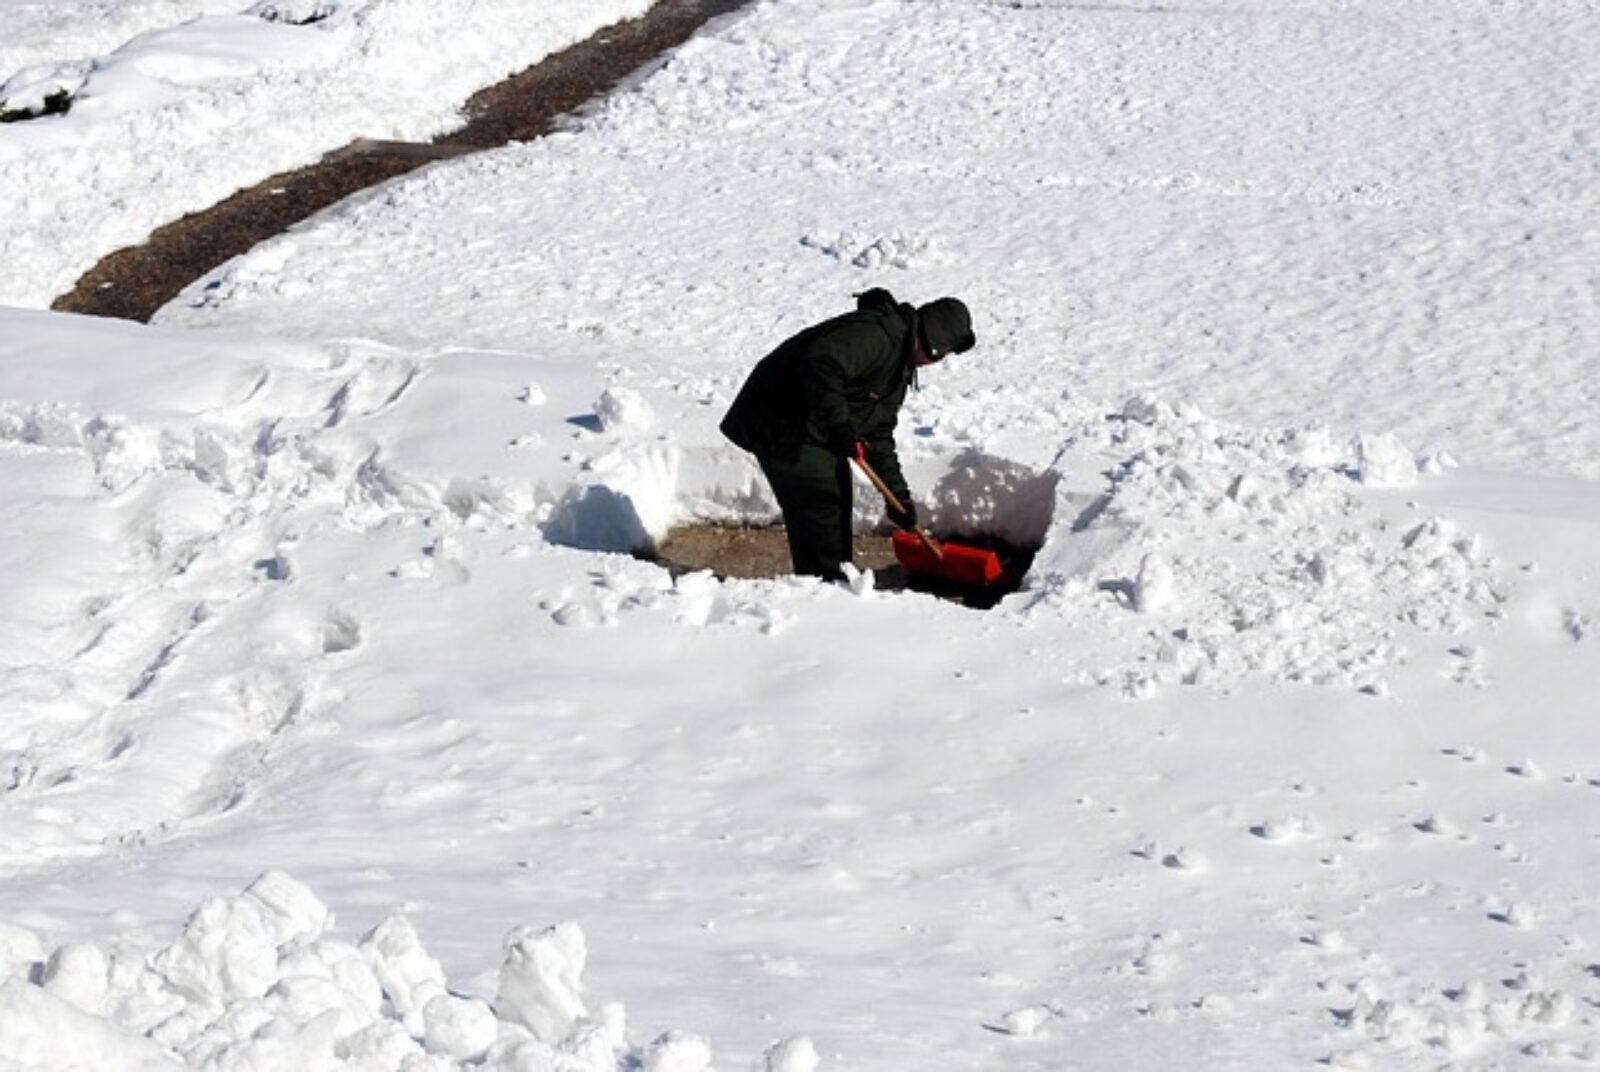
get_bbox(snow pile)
[0,871,805,1071]
[1003,394,1504,696]
[0,0,655,307]
[1331,975,1597,1065]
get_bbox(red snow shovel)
[852,456,1004,586]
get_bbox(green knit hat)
[918,297,975,360]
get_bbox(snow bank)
[0,306,1509,714]
[0,0,655,307]
[0,871,814,1071]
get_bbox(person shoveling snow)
[720,288,981,582]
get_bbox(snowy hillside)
[0,0,652,307]
[2,0,1598,1070]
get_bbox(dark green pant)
[758,455,853,582]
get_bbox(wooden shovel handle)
[851,456,944,560]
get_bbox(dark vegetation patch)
[0,89,71,123]
[253,4,336,26]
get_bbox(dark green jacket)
[720,289,917,503]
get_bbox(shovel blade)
[892,531,1003,586]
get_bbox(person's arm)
[861,425,913,526]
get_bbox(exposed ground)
[651,524,1035,609]
[652,525,901,580]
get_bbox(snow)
[157,0,1600,482]
[2,0,1599,1069]
[495,923,588,1044]
[0,0,242,81]
[0,869,737,1071]
[0,0,653,307]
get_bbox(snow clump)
[0,871,781,1071]
[761,1035,821,1072]
[1336,976,1584,1061]
[496,921,588,1042]
[1353,432,1419,487]
[594,386,654,433]
[799,228,947,270]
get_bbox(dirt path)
[51,0,751,322]
[650,525,1032,609]
[653,527,902,581]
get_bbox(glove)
[886,495,917,531]
[827,426,864,461]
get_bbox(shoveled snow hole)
[642,524,1036,609]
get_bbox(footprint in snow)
[1164,848,1207,873]
[1562,609,1588,641]
[390,540,471,585]
[1445,644,1488,688]
[1301,929,1349,953]
[1491,841,1533,864]
[1413,815,1472,841]
[252,553,293,582]
[987,1005,1055,1038]
[1488,903,1538,928]
[1135,843,1208,873]
[228,669,306,740]
[1250,816,1319,843]
[321,611,362,655]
